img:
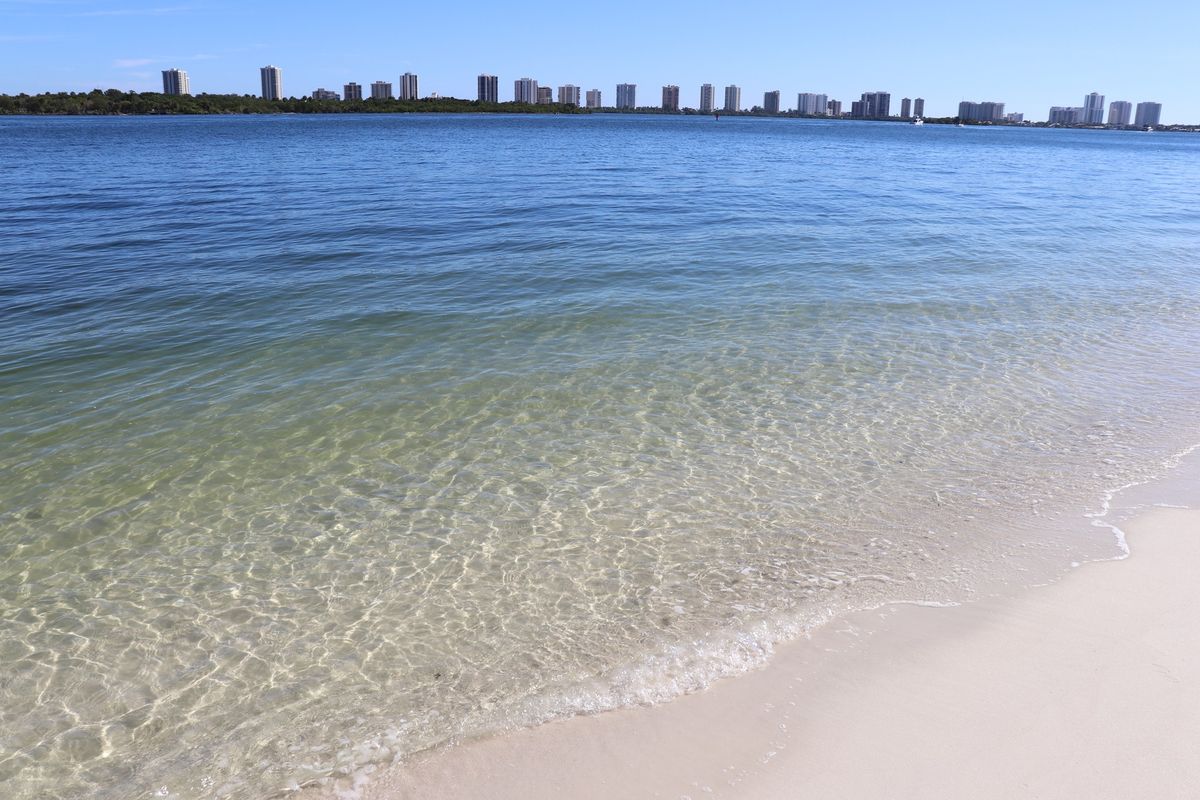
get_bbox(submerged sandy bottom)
[326,471,1200,800]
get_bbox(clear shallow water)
[2,114,1200,799]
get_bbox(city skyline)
[1,0,1196,123]
[132,65,1172,126]
[104,62,1178,127]
[47,65,1175,125]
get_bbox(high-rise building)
[260,65,283,100]
[312,88,339,101]
[586,89,602,108]
[1082,92,1105,124]
[900,97,912,118]
[1134,101,1162,127]
[558,85,580,106]
[162,68,190,96]
[1048,106,1084,124]
[980,101,1005,120]
[796,93,828,115]
[827,99,842,116]
[371,81,393,100]
[762,90,780,114]
[662,85,679,111]
[399,73,418,101]
[514,78,539,104]
[854,91,890,118]
[477,74,499,103]
[913,97,925,118]
[616,83,637,109]
[699,83,715,113]
[1107,100,1132,127]
[958,100,1005,121]
[1005,112,1024,123]
[723,85,741,112]
[344,82,363,101]
[537,86,553,104]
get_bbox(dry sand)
[334,500,1200,800]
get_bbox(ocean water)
[2,114,1200,799]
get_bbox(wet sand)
[335,498,1200,799]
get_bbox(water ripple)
[2,115,1200,799]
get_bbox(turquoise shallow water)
[3,115,1200,798]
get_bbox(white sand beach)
[341,491,1200,799]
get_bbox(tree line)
[0,90,588,116]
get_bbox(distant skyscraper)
[477,74,499,103]
[260,65,283,100]
[699,83,715,113]
[827,99,842,116]
[312,88,339,101]
[1082,92,1105,124]
[1108,100,1132,127]
[586,89,602,108]
[371,81,393,100]
[762,90,780,114]
[344,82,363,101]
[1134,101,1162,127]
[855,91,890,118]
[514,78,539,104]
[537,86,553,104]
[399,73,418,101]
[662,84,680,111]
[981,101,1005,120]
[723,85,741,112]
[162,68,189,96]
[796,93,827,115]
[900,97,912,118]
[958,100,1005,121]
[1048,106,1084,124]
[913,97,925,118]
[616,83,637,109]
[558,85,580,105]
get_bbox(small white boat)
[911,117,924,125]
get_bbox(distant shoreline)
[0,92,584,116]
[1,92,1194,130]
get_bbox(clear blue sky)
[2,0,1196,122]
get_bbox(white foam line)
[886,599,963,609]
[1083,439,1200,562]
